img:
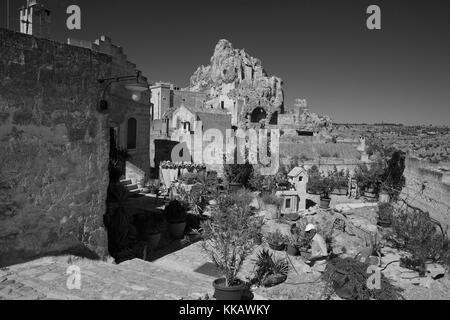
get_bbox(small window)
[285,198,291,209]
[299,176,303,182]
[221,101,225,109]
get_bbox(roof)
[288,166,307,177]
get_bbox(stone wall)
[400,156,450,233]
[69,35,151,179]
[0,28,111,267]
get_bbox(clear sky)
[1,0,449,125]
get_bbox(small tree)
[381,151,406,201]
[201,190,262,286]
[224,162,254,188]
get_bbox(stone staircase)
[120,179,141,195]
[0,256,215,300]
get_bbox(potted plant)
[331,168,349,196]
[318,175,335,209]
[377,203,393,228]
[224,162,254,191]
[251,249,289,288]
[164,200,187,239]
[201,190,262,300]
[266,230,288,251]
[261,192,282,220]
[307,165,322,195]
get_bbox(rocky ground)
[1,195,449,300]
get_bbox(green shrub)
[266,230,289,246]
[201,190,262,286]
[251,249,289,286]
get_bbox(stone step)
[120,179,132,185]
[125,184,138,191]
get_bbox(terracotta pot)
[213,278,245,300]
[319,197,331,209]
[168,221,186,239]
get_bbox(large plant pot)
[213,278,245,300]
[229,183,243,192]
[168,221,186,239]
[147,233,161,249]
[287,244,299,256]
[265,204,279,220]
[319,197,331,209]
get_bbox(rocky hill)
[188,39,284,111]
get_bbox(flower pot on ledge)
[319,197,331,209]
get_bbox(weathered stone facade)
[0,28,112,266]
[68,36,151,184]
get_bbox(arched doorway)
[250,107,267,123]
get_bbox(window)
[299,176,303,182]
[221,101,225,109]
[127,118,137,149]
[285,198,291,209]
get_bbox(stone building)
[67,36,151,184]
[149,82,209,169]
[19,0,51,38]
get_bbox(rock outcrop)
[188,39,284,126]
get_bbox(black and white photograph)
[0,0,450,307]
